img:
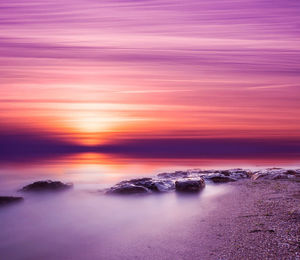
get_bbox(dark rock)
[107,177,175,195]
[208,176,236,183]
[220,170,231,176]
[286,170,297,175]
[119,178,160,192]
[106,184,149,195]
[21,180,73,192]
[175,178,205,193]
[0,196,24,206]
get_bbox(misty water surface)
[0,153,299,259]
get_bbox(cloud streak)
[0,0,300,148]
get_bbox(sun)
[74,114,112,133]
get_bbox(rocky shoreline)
[1,168,299,206]
[105,168,300,194]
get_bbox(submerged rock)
[0,196,24,206]
[20,180,73,192]
[175,178,205,193]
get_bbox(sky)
[0,0,300,157]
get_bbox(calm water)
[0,153,299,260]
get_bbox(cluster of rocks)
[106,168,300,195]
[1,169,300,204]
[105,169,245,195]
[0,180,72,207]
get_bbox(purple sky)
[0,0,300,157]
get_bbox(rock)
[106,177,176,195]
[0,196,24,206]
[225,169,251,179]
[106,184,149,195]
[20,180,73,192]
[175,178,205,193]
[251,168,300,181]
[153,180,175,192]
[220,170,231,176]
[203,169,250,183]
[119,178,160,192]
[208,176,236,183]
[286,170,299,176]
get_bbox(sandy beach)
[185,179,300,260]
